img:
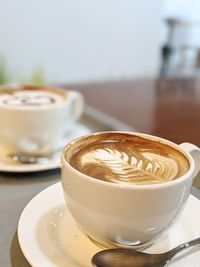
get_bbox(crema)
[68,133,189,185]
[0,87,65,108]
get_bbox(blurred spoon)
[92,237,200,267]
[7,153,54,164]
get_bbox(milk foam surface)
[0,90,64,108]
[69,133,190,185]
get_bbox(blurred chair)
[160,18,200,76]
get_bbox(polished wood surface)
[69,77,200,147]
[1,77,200,267]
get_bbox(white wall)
[0,0,163,84]
[164,0,200,21]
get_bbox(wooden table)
[1,77,200,267]
[70,77,200,147]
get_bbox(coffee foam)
[0,89,64,108]
[68,133,190,185]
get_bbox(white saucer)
[0,123,91,173]
[18,182,200,267]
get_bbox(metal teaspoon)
[91,236,200,267]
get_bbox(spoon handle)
[166,237,200,260]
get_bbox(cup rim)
[62,131,195,190]
[0,84,72,110]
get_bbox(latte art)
[0,90,64,107]
[81,148,180,184]
[69,133,189,185]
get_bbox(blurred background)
[0,0,200,85]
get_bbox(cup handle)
[179,142,200,177]
[68,91,84,121]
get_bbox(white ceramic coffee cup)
[0,85,84,156]
[61,132,200,249]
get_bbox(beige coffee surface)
[69,133,190,185]
[0,86,66,108]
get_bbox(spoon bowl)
[92,237,200,267]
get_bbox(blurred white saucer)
[0,123,91,173]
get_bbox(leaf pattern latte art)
[81,148,179,184]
